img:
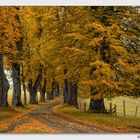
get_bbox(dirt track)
[0,99,107,133]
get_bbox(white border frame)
[0,0,140,6]
[0,134,140,140]
[0,1,140,140]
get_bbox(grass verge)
[0,104,39,122]
[55,104,140,133]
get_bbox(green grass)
[0,113,15,121]
[0,104,39,122]
[0,88,44,122]
[58,104,140,132]
[4,88,140,132]
[0,108,18,121]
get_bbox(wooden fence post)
[79,100,82,110]
[84,102,86,112]
[110,102,112,114]
[114,104,117,116]
[135,106,138,118]
[123,100,126,117]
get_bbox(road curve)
[0,99,107,133]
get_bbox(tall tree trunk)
[51,79,55,99]
[22,64,27,105]
[0,53,4,107]
[3,75,10,107]
[63,68,69,103]
[51,79,58,99]
[28,79,37,104]
[12,63,23,107]
[40,78,46,102]
[23,79,27,105]
[0,53,10,107]
[56,83,59,96]
[49,91,53,100]
[89,99,105,111]
[88,37,109,112]
[12,37,24,107]
[68,82,78,108]
[68,82,72,104]
[28,66,42,104]
[89,86,106,112]
[46,91,51,101]
[63,78,69,103]
[63,68,78,108]
[72,82,78,108]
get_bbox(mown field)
[78,97,140,118]
[78,84,140,118]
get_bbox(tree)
[0,6,139,112]
[0,7,20,107]
[50,7,140,111]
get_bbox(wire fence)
[78,97,140,118]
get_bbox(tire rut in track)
[0,100,107,133]
[27,101,105,133]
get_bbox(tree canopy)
[0,6,139,110]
